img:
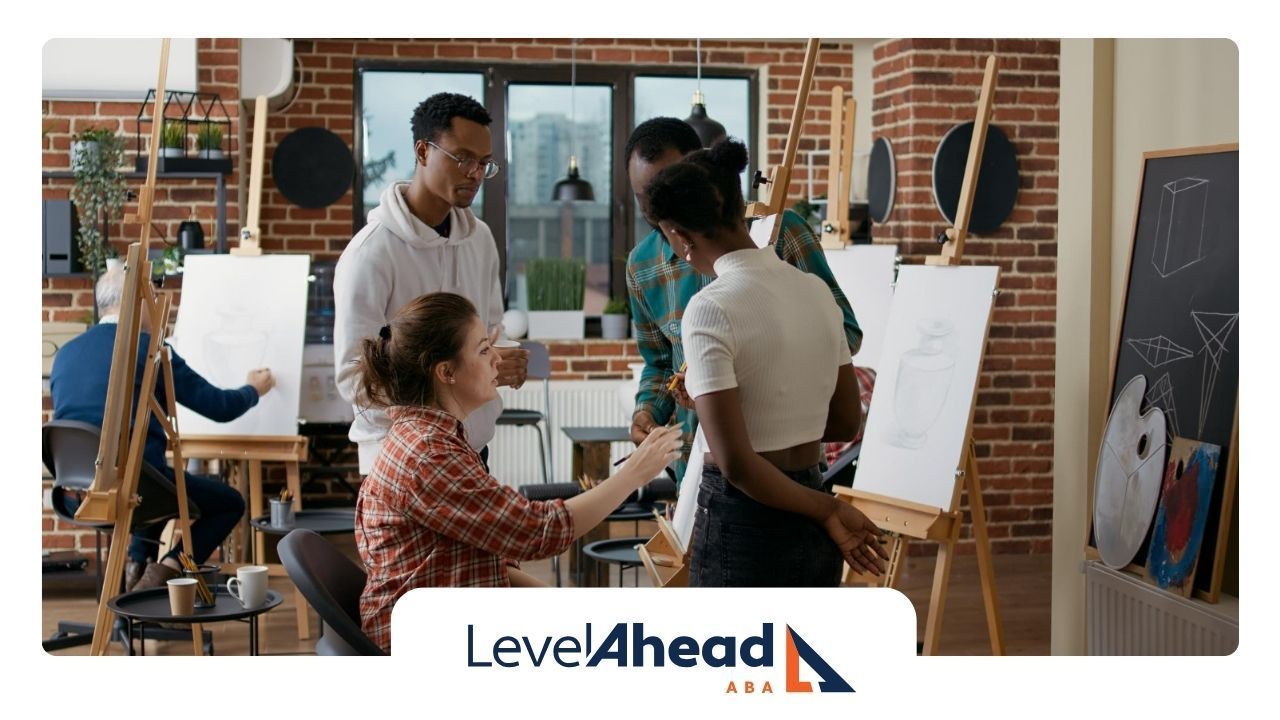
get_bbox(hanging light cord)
[696,38,703,95]
[570,39,578,165]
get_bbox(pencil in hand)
[666,362,688,393]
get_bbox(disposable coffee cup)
[167,578,197,616]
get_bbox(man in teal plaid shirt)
[624,118,863,484]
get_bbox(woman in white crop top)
[643,139,888,586]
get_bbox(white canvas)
[854,264,999,511]
[823,244,898,370]
[169,254,311,436]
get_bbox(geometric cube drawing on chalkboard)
[1152,177,1210,277]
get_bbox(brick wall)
[871,39,1060,555]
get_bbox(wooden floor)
[42,541,1051,657]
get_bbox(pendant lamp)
[552,39,595,202]
[684,38,727,148]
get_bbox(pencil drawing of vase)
[889,318,956,449]
[203,305,268,390]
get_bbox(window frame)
[353,59,760,307]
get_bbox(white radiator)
[487,380,635,489]
[1085,561,1238,655]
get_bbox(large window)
[506,83,612,314]
[355,61,757,316]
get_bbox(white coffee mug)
[226,565,268,609]
[492,338,521,349]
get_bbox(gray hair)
[95,266,126,317]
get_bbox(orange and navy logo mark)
[785,625,854,693]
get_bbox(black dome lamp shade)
[553,156,594,202]
[684,38,727,148]
[552,39,594,202]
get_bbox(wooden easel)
[833,55,1005,656]
[820,83,857,250]
[229,95,267,257]
[744,37,820,247]
[74,40,210,656]
[175,93,315,640]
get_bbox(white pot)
[198,148,224,159]
[527,310,584,340]
[600,314,629,339]
[160,147,185,158]
[104,258,124,273]
[70,140,98,172]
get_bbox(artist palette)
[1094,375,1168,569]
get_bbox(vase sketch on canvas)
[887,318,955,449]
[202,305,270,387]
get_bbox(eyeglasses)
[427,141,501,179]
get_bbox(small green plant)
[75,127,116,145]
[602,298,629,315]
[196,121,223,151]
[526,258,586,311]
[161,120,186,150]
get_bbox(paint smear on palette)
[1147,437,1221,596]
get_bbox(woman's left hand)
[821,501,889,576]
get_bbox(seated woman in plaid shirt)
[354,292,682,652]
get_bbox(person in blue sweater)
[51,267,276,592]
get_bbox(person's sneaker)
[131,561,179,592]
[124,560,145,593]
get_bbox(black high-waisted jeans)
[688,462,843,587]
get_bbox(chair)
[41,419,202,653]
[498,340,554,485]
[278,528,385,656]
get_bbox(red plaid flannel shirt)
[356,405,575,652]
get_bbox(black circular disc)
[931,122,1019,234]
[867,136,896,224]
[272,127,354,209]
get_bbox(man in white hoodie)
[334,92,528,475]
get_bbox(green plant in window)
[527,258,586,311]
[602,298,629,315]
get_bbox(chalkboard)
[1101,145,1239,599]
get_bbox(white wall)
[42,39,199,99]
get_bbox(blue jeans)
[689,462,843,587]
[128,472,245,565]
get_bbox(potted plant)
[69,128,127,281]
[196,121,223,159]
[526,257,586,339]
[160,120,186,158]
[600,297,630,339]
[70,127,115,173]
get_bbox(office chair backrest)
[521,341,551,381]
[279,528,386,656]
[42,419,193,530]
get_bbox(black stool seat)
[497,410,545,425]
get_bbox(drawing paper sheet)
[853,265,998,510]
[823,244,897,370]
[169,254,310,436]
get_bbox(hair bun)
[706,138,749,174]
